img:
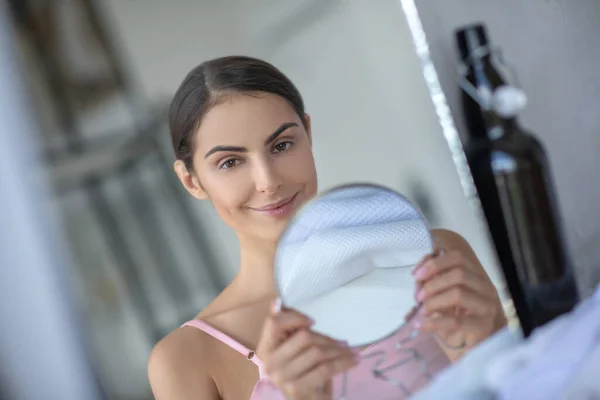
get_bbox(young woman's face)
[184,92,318,242]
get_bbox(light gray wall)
[0,3,102,398]
[416,0,600,296]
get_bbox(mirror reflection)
[5,0,511,399]
[275,183,433,348]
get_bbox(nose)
[253,159,282,194]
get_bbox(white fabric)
[410,327,520,400]
[484,285,600,400]
[275,185,432,346]
[411,284,600,400]
[561,340,600,399]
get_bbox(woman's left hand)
[411,230,507,362]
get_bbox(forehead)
[195,93,301,148]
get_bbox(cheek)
[286,147,317,187]
[202,174,252,218]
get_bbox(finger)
[418,314,487,341]
[259,310,314,353]
[432,235,447,256]
[271,329,348,368]
[422,287,494,316]
[278,342,357,382]
[416,267,495,303]
[417,314,462,335]
[412,254,435,275]
[287,351,357,393]
[413,250,479,283]
[270,298,284,314]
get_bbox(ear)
[174,160,208,200]
[304,113,312,147]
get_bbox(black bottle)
[455,23,579,336]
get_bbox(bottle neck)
[471,54,492,67]
[489,116,520,140]
[464,96,520,142]
[456,23,491,66]
[502,117,518,129]
[469,57,503,87]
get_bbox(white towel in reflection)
[278,220,432,305]
[274,185,433,345]
[281,186,422,245]
[276,186,431,306]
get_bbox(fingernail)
[416,289,425,302]
[412,260,425,275]
[271,298,282,313]
[415,267,428,280]
[434,244,446,257]
[413,320,422,330]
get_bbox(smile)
[250,193,299,217]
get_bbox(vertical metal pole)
[0,2,103,399]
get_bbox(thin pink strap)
[181,320,265,374]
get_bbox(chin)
[251,223,288,244]
[250,210,297,243]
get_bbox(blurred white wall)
[0,3,102,398]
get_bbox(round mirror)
[274,183,433,348]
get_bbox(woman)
[148,56,507,399]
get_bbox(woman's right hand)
[256,300,359,399]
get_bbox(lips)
[253,194,297,211]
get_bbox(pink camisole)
[182,319,450,399]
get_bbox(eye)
[273,141,293,153]
[219,158,241,170]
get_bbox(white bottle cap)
[492,85,528,118]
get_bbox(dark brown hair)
[169,55,307,170]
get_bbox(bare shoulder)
[148,325,220,400]
[431,228,480,263]
[431,228,470,248]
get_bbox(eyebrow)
[204,122,299,159]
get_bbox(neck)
[229,233,279,302]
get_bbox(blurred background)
[8,0,599,399]
[4,1,495,398]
